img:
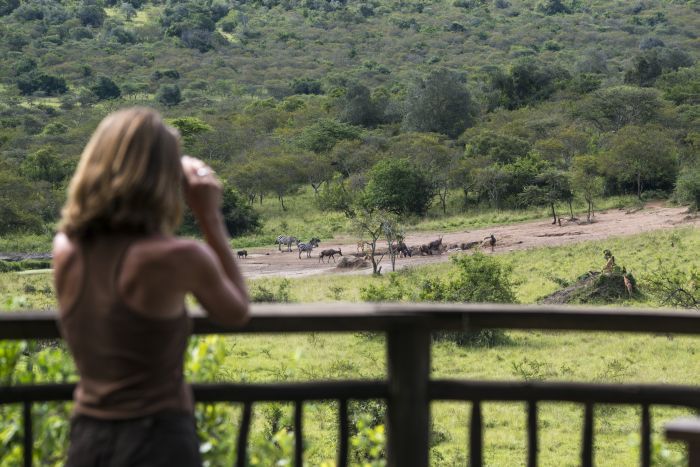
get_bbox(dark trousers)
[66,411,202,467]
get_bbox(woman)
[53,107,249,466]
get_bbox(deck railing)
[1,303,700,467]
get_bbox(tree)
[167,116,212,147]
[91,76,121,100]
[386,133,456,214]
[574,86,664,132]
[0,0,20,16]
[78,4,105,27]
[17,72,68,96]
[297,152,334,195]
[339,83,381,127]
[156,84,182,106]
[295,119,361,154]
[571,155,604,222]
[519,169,573,224]
[403,68,477,138]
[20,148,70,186]
[600,125,677,200]
[464,131,530,164]
[351,207,393,275]
[537,0,571,15]
[329,139,380,178]
[363,158,434,216]
[675,165,700,211]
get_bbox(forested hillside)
[1,0,698,238]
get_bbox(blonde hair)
[60,107,183,238]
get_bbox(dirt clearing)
[238,204,699,279]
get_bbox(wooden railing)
[1,303,700,467]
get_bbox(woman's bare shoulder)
[127,236,216,272]
[52,233,78,268]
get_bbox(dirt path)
[238,204,699,279]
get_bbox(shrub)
[363,158,434,216]
[675,166,700,210]
[156,84,181,106]
[91,76,121,100]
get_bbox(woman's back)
[58,234,193,419]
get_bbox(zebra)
[297,238,320,259]
[276,235,299,252]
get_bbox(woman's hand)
[181,156,222,222]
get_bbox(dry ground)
[237,204,699,279]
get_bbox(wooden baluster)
[387,326,430,467]
[295,401,303,467]
[641,404,651,467]
[582,402,594,467]
[338,399,349,467]
[470,401,483,467]
[527,401,538,467]
[235,402,252,467]
[23,401,32,467]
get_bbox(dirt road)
[237,204,698,279]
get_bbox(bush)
[675,166,700,210]
[91,76,121,100]
[363,158,434,216]
[156,84,182,106]
[17,72,67,96]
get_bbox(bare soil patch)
[237,204,699,279]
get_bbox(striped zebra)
[276,235,299,252]
[297,238,320,259]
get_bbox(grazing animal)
[298,238,321,259]
[276,235,299,252]
[427,237,443,251]
[419,244,431,256]
[237,250,247,259]
[396,241,411,258]
[319,248,343,263]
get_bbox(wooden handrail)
[1,303,700,340]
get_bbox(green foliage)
[17,72,68,96]
[166,116,212,145]
[78,4,105,27]
[574,86,664,131]
[91,76,121,100]
[363,158,434,216]
[295,119,361,154]
[600,124,678,199]
[20,147,71,185]
[156,84,182,106]
[403,68,476,138]
[250,279,292,303]
[674,165,700,210]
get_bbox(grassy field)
[1,226,698,465]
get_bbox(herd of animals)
[234,234,498,263]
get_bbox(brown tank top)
[58,235,193,419]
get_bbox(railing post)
[387,324,430,467]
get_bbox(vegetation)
[0,0,697,240]
[2,227,699,465]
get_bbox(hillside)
[0,0,698,238]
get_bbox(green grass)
[231,187,638,249]
[2,227,698,465]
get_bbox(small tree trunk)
[279,194,286,211]
[551,203,557,224]
[568,201,574,219]
[637,173,642,201]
